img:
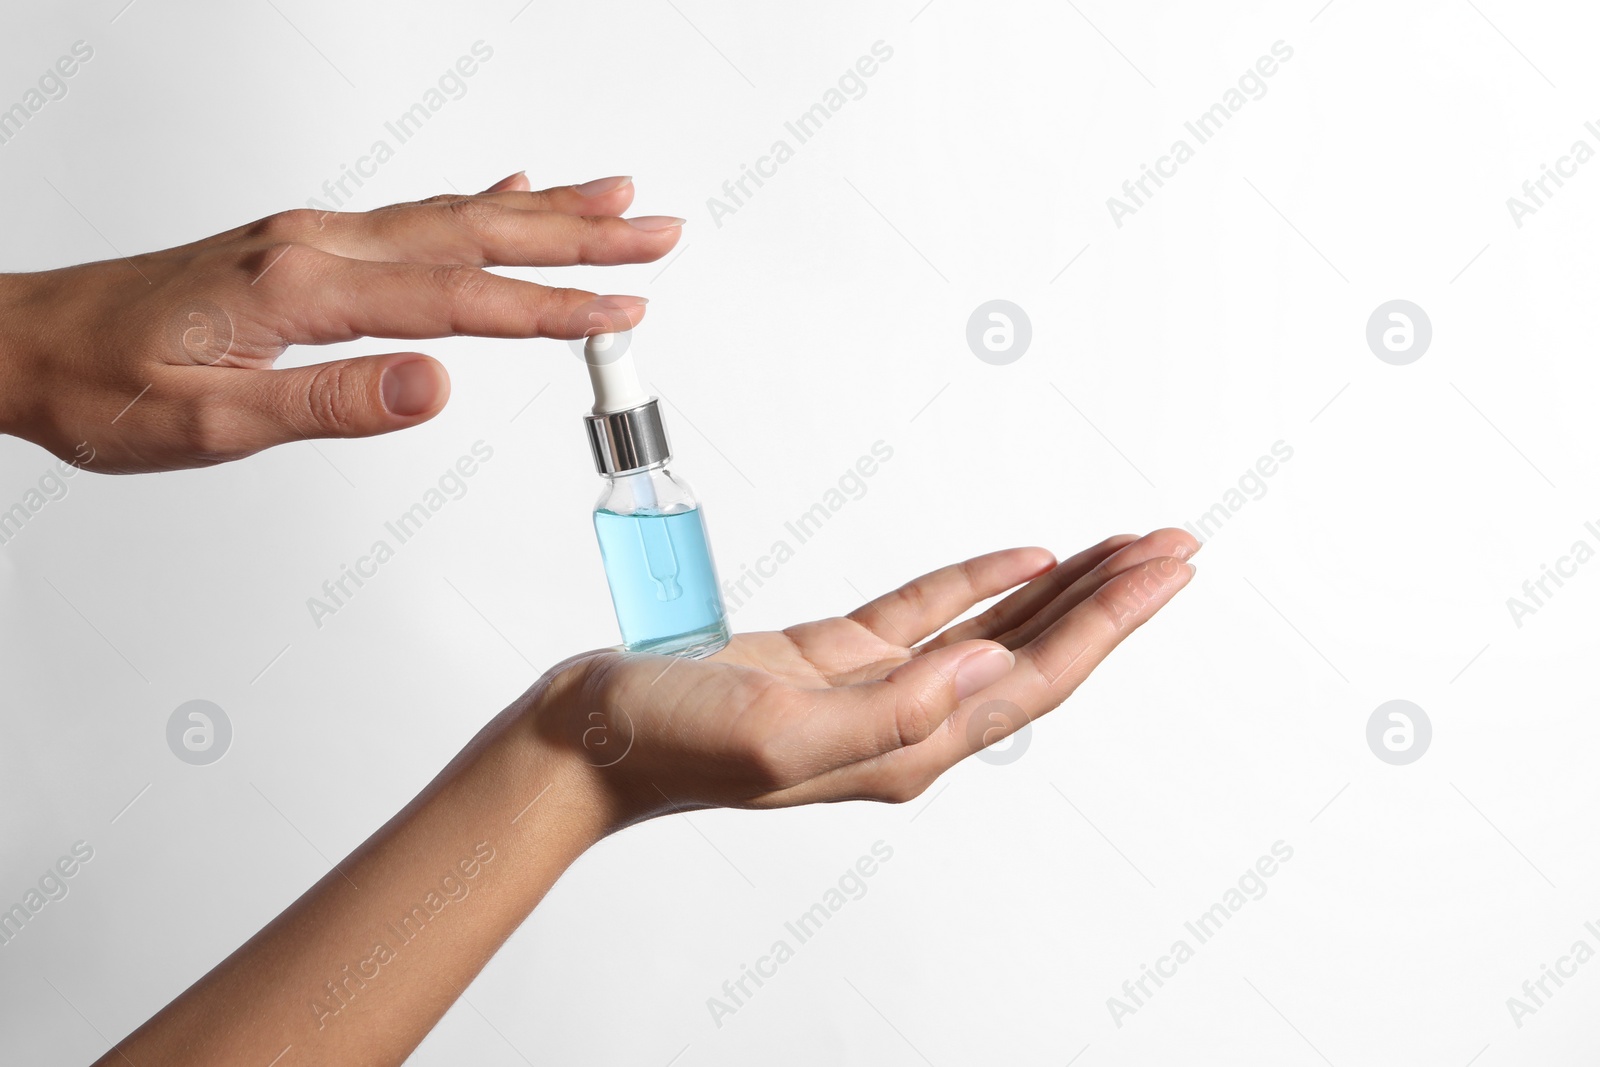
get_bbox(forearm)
[99,694,616,1067]
[0,271,38,440]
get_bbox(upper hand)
[528,528,1199,828]
[0,172,681,473]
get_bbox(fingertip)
[951,641,1016,701]
[540,294,649,341]
[483,170,530,194]
[993,547,1058,593]
[1105,529,1197,569]
[1146,555,1197,593]
[972,545,1056,580]
[592,299,647,331]
[1151,529,1200,563]
[1016,546,1059,573]
[380,354,451,420]
[572,175,636,215]
[624,215,685,232]
[618,220,683,263]
[573,175,634,197]
[1140,526,1199,549]
[594,294,650,309]
[879,639,1015,743]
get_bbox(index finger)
[918,534,1138,651]
[846,547,1057,646]
[250,244,650,343]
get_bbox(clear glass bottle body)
[593,461,730,658]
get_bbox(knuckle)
[444,196,501,228]
[956,558,982,595]
[894,696,936,749]
[175,396,247,463]
[968,605,1003,634]
[892,581,928,619]
[426,264,498,329]
[1089,579,1142,630]
[303,362,363,437]
[243,241,319,287]
[575,215,611,264]
[428,262,487,300]
[251,208,323,241]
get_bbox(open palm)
[532,528,1198,825]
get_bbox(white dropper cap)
[581,329,661,509]
[584,331,649,414]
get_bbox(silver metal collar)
[584,399,671,475]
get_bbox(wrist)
[513,659,660,835]
[475,698,618,865]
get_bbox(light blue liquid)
[594,506,730,657]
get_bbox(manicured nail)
[626,215,686,231]
[596,295,649,308]
[574,175,633,197]
[484,170,527,193]
[1150,555,1192,580]
[954,646,1015,701]
[381,359,441,417]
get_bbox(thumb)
[863,640,1017,753]
[226,353,451,449]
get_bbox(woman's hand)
[0,172,682,473]
[95,528,1195,1067]
[531,528,1199,828]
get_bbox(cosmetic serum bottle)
[582,331,731,658]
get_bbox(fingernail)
[1174,542,1196,561]
[1151,555,1193,580]
[954,646,1015,701]
[596,294,649,308]
[484,170,526,192]
[575,175,633,197]
[626,215,686,231]
[381,359,441,417]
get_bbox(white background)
[3,0,1600,1063]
